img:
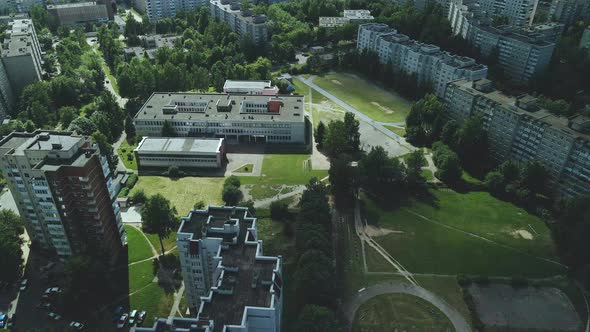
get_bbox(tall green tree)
[0,210,24,284]
[141,194,178,255]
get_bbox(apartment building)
[173,206,282,331]
[223,80,279,95]
[134,137,226,170]
[2,0,44,13]
[445,79,590,198]
[210,0,268,45]
[580,27,590,49]
[47,1,110,26]
[133,92,306,144]
[0,131,126,260]
[549,0,590,27]
[135,0,208,20]
[0,61,15,122]
[449,1,559,83]
[124,34,180,61]
[357,23,487,98]
[1,18,43,98]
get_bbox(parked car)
[6,314,15,328]
[20,279,28,291]
[45,287,62,295]
[136,311,146,326]
[38,302,52,310]
[69,321,85,330]
[128,310,137,325]
[117,313,128,328]
[0,314,6,328]
[113,306,124,322]
[48,312,61,320]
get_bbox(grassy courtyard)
[353,293,454,332]
[117,140,138,170]
[239,154,328,185]
[312,72,413,123]
[125,225,153,263]
[129,176,224,215]
[363,190,566,277]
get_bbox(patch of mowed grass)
[125,225,153,263]
[239,154,328,185]
[117,140,138,170]
[363,191,565,277]
[248,184,282,200]
[385,125,406,137]
[129,260,155,293]
[233,163,253,173]
[129,283,174,326]
[143,232,177,254]
[292,77,330,104]
[352,293,454,332]
[415,275,473,327]
[129,176,224,215]
[312,72,413,123]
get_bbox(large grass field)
[125,225,153,263]
[312,72,413,123]
[364,190,566,277]
[352,293,454,332]
[239,154,328,185]
[130,176,224,215]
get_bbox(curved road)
[344,282,472,332]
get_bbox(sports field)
[312,72,413,123]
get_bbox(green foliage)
[222,185,242,206]
[68,116,97,135]
[314,121,326,147]
[127,173,139,189]
[405,94,446,145]
[119,187,130,197]
[0,210,24,284]
[270,200,289,220]
[322,112,361,157]
[358,146,406,197]
[405,150,427,188]
[130,189,147,204]
[224,176,241,189]
[296,305,341,332]
[328,154,359,207]
[141,194,178,255]
[536,97,572,116]
[432,142,462,184]
[92,131,118,172]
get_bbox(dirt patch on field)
[365,225,403,237]
[511,229,534,240]
[371,101,394,114]
[331,79,343,86]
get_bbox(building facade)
[580,27,590,50]
[133,92,306,144]
[134,137,226,170]
[0,131,126,260]
[223,80,279,95]
[319,9,374,28]
[3,0,44,13]
[1,18,43,98]
[134,0,208,20]
[549,0,590,27]
[357,23,488,98]
[444,79,590,198]
[210,0,268,45]
[175,206,282,332]
[47,2,110,26]
[0,60,15,122]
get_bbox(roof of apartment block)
[47,1,101,9]
[476,24,555,47]
[210,0,267,25]
[450,79,590,140]
[135,92,305,123]
[135,137,223,154]
[223,80,273,90]
[2,19,36,57]
[0,131,82,156]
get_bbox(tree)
[161,120,176,137]
[522,161,548,196]
[238,200,256,216]
[167,165,181,178]
[141,194,178,255]
[58,106,78,128]
[222,185,242,206]
[224,176,241,189]
[130,189,147,204]
[484,171,505,195]
[322,120,348,157]
[270,200,289,220]
[405,149,426,188]
[0,210,24,284]
[405,94,446,145]
[329,154,359,206]
[92,131,118,173]
[343,112,361,154]
[432,142,462,184]
[456,115,487,171]
[68,116,97,136]
[125,117,136,139]
[296,305,341,332]
[359,146,406,196]
[314,121,326,147]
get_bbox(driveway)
[344,282,472,332]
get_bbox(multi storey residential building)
[449,0,560,83]
[0,131,126,260]
[47,1,111,26]
[0,60,15,122]
[445,79,590,198]
[319,9,374,28]
[549,0,590,27]
[135,0,208,20]
[210,0,268,45]
[412,0,536,25]
[357,23,487,98]
[133,92,306,144]
[2,0,44,13]
[124,34,180,60]
[580,27,590,49]
[1,18,43,98]
[171,206,282,332]
[134,137,226,171]
[223,80,279,95]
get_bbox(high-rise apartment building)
[549,0,590,27]
[357,23,487,98]
[210,0,269,45]
[134,0,208,20]
[2,0,44,13]
[47,1,111,26]
[0,131,126,260]
[580,27,590,49]
[0,60,15,122]
[174,206,282,332]
[1,18,43,98]
[444,79,590,198]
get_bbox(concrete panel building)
[223,80,279,95]
[174,206,282,331]
[549,0,590,27]
[319,9,374,28]
[3,0,44,13]
[134,137,226,170]
[210,0,268,45]
[0,131,126,260]
[135,0,208,20]
[1,18,43,98]
[357,23,487,98]
[47,2,110,26]
[0,61,15,122]
[444,79,590,198]
[580,27,590,50]
[133,92,306,144]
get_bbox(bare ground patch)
[331,79,343,86]
[371,101,394,114]
[365,225,403,237]
[511,229,534,240]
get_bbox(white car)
[45,287,62,294]
[128,310,137,325]
[69,321,85,330]
[19,279,28,291]
[48,312,61,320]
[117,313,128,328]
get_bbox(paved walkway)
[343,282,472,332]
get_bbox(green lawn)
[117,140,138,170]
[232,163,254,173]
[129,260,155,293]
[292,77,330,104]
[144,232,177,254]
[385,125,406,137]
[364,190,565,277]
[312,72,413,123]
[248,184,283,200]
[421,169,434,181]
[129,283,174,325]
[239,154,328,185]
[125,225,154,263]
[415,276,472,328]
[353,293,454,332]
[130,176,224,215]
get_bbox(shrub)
[224,176,241,189]
[270,200,289,220]
[130,189,146,204]
[119,187,130,197]
[126,173,138,189]
[127,153,133,161]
